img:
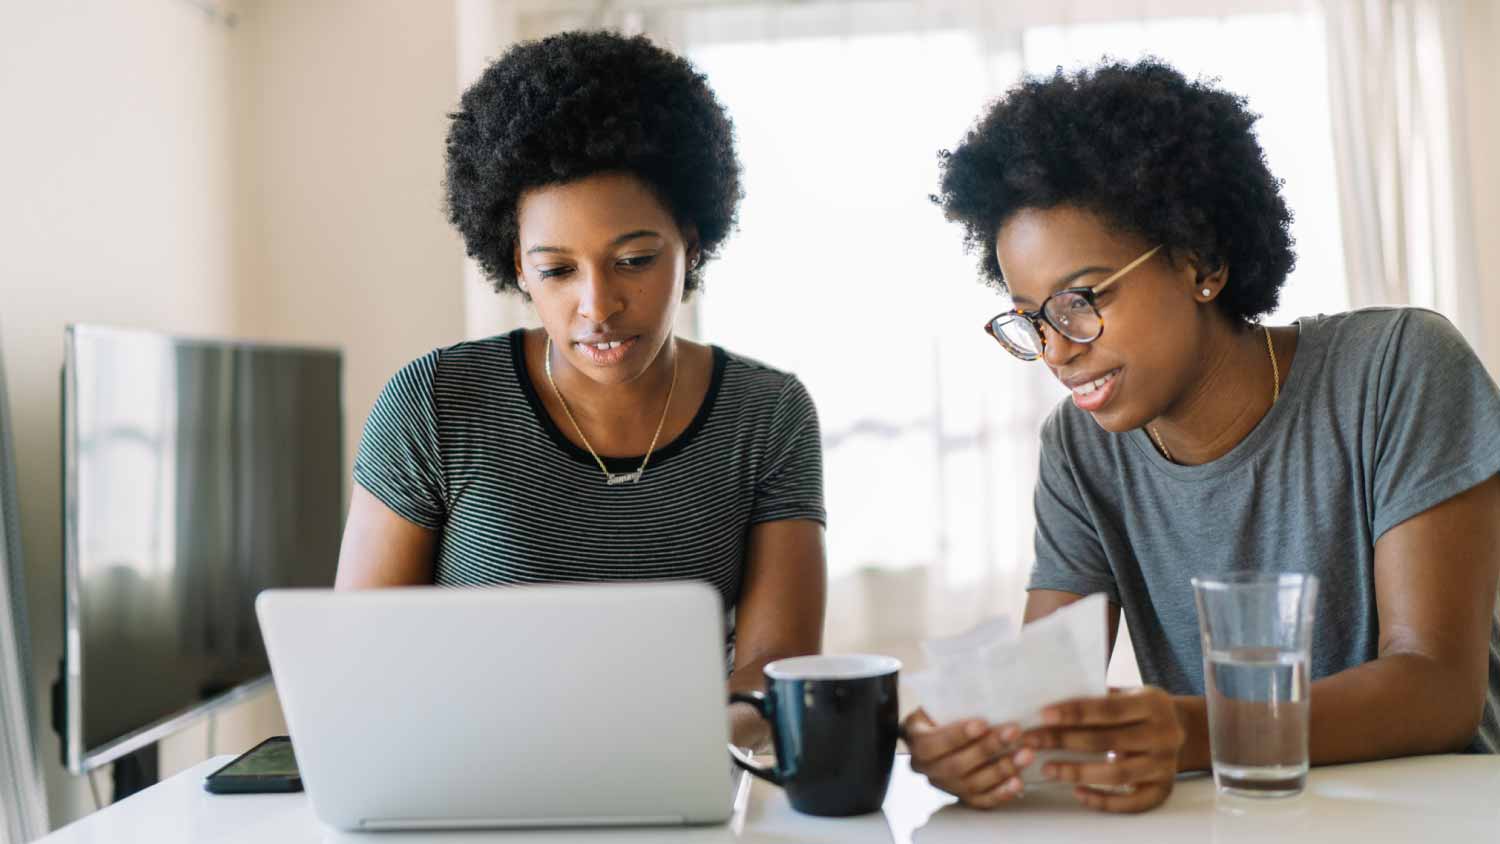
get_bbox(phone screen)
[219,739,299,778]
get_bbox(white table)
[37,754,1500,843]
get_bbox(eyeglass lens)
[989,292,1104,360]
[1044,292,1102,342]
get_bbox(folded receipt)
[906,592,1109,729]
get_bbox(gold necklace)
[1150,325,1279,464]
[545,336,678,485]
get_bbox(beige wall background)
[1,0,468,829]
[230,0,467,447]
[2,0,1499,834]
[1,0,241,827]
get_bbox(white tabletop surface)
[38,753,1500,843]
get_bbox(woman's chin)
[1081,403,1147,434]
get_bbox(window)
[684,6,1347,663]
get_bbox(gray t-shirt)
[1029,307,1500,753]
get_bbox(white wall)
[232,0,467,470]
[1,0,472,831]
[0,0,243,827]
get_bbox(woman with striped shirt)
[334,31,827,750]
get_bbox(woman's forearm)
[1174,651,1483,772]
[728,663,774,750]
[1305,653,1482,762]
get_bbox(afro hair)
[445,31,742,295]
[933,58,1296,325]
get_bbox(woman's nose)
[1040,321,1085,367]
[575,267,625,323]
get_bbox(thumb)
[903,707,937,736]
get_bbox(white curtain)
[483,1,1350,683]
[1322,0,1481,350]
[1,331,48,843]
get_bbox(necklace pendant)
[606,471,643,486]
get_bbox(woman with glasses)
[334,31,827,750]
[905,59,1500,812]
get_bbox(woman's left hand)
[1019,686,1185,813]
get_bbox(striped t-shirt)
[352,329,825,658]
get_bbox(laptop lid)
[256,582,733,831]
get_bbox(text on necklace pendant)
[607,471,643,486]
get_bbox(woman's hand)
[1020,686,1184,813]
[902,709,1035,808]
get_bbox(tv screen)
[61,325,343,773]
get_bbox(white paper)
[909,592,1108,728]
[906,594,1112,786]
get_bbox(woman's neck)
[528,328,690,457]
[1149,322,1293,466]
[544,332,678,421]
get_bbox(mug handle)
[728,691,782,786]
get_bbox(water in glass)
[1205,645,1309,796]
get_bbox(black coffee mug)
[728,654,901,817]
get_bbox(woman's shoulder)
[708,345,820,441]
[430,329,523,373]
[1299,306,1482,391]
[716,346,812,402]
[1299,306,1466,359]
[386,330,522,390]
[372,331,526,428]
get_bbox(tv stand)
[51,661,159,798]
[111,746,159,800]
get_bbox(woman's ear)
[1192,256,1229,302]
[682,224,701,270]
[514,247,528,295]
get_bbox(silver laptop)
[256,582,735,831]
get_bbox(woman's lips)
[574,336,638,366]
[1069,368,1120,412]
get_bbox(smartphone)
[203,736,303,794]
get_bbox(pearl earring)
[1201,288,1212,297]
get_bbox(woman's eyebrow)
[525,229,663,256]
[1009,265,1113,306]
[611,229,662,245]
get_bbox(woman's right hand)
[902,708,1035,808]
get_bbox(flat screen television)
[59,325,343,774]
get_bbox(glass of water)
[1191,573,1318,798]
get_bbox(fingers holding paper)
[1022,686,1184,813]
[902,709,1033,808]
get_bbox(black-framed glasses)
[983,245,1163,361]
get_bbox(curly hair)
[933,58,1295,325]
[444,31,742,295]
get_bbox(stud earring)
[1201,288,1212,297]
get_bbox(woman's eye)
[619,255,657,270]
[537,266,572,279]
